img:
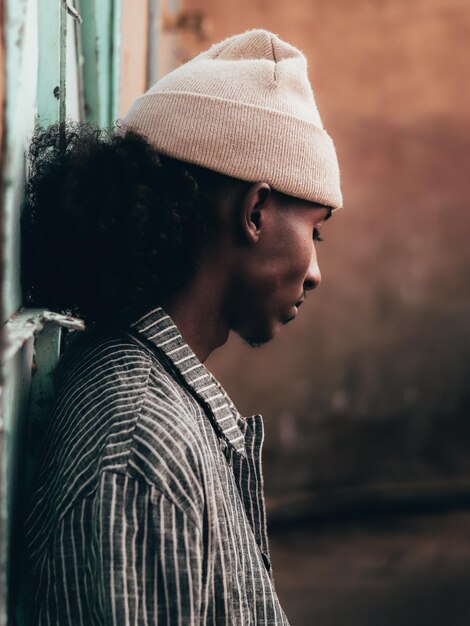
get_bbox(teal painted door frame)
[0,1,123,623]
[80,0,122,126]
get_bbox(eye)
[313,227,324,242]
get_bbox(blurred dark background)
[169,0,470,623]
[193,0,470,507]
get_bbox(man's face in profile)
[226,192,331,347]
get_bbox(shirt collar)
[130,306,247,457]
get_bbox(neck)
[161,259,230,363]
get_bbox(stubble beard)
[238,325,274,349]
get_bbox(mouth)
[283,314,296,325]
[282,297,306,325]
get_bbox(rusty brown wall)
[169,0,470,499]
[119,0,149,116]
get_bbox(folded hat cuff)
[123,91,343,210]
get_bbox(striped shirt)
[25,306,290,625]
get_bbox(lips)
[284,313,296,324]
[283,297,305,325]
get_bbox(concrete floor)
[269,510,470,626]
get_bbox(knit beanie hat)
[123,29,343,209]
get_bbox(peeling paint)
[3,309,84,363]
[64,1,83,24]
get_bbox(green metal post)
[1,3,122,623]
[1,339,34,626]
[2,0,37,323]
[111,0,122,123]
[80,0,122,126]
[36,0,61,127]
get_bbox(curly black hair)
[21,122,244,326]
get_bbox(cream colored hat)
[123,29,343,209]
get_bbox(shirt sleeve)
[93,470,203,625]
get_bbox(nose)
[303,250,321,292]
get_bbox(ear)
[240,182,272,244]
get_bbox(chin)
[237,321,279,348]
[245,337,270,349]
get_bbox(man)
[24,29,342,624]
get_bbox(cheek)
[237,230,313,300]
[285,238,313,283]
[261,238,312,297]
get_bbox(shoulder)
[49,326,208,518]
[55,327,153,405]
[33,328,154,501]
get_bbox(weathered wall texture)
[175,0,470,498]
[119,0,149,116]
